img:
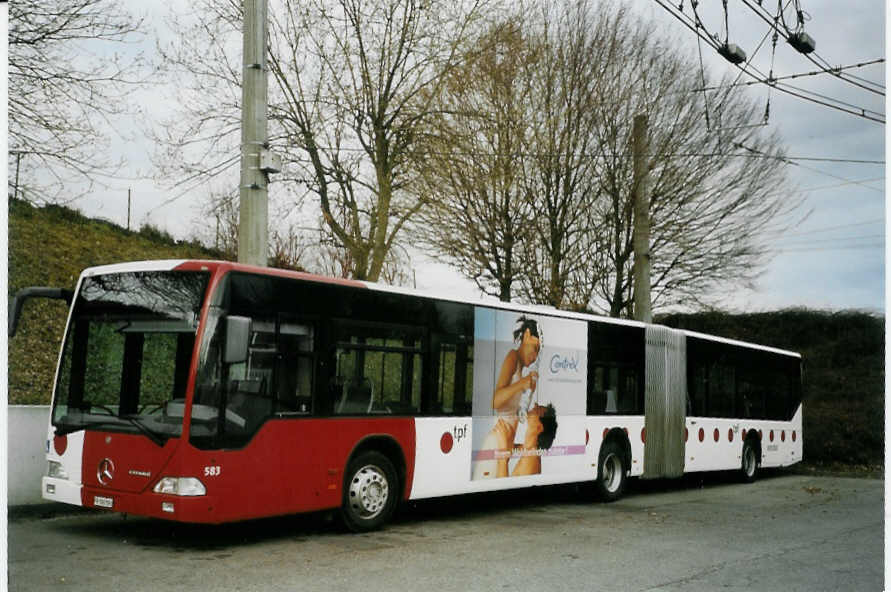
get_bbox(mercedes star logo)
[97,458,115,486]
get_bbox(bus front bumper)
[79,485,220,523]
[42,476,83,506]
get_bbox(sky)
[12,0,886,314]
[636,1,885,313]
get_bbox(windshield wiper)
[55,416,166,447]
[119,415,166,447]
[56,419,125,436]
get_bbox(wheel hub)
[602,453,622,492]
[744,447,756,476]
[349,465,389,519]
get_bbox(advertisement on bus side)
[470,308,587,480]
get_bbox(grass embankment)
[8,198,218,404]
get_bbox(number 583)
[204,465,221,477]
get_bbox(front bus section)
[42,261,420,527]
[41,261,213,517]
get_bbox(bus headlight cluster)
[153,477,206,496]
[48,461,68,480]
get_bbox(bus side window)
[765,365,791,420]
[688,363,708,417]
[226,320,274,432]
[706,361,736,418]
[430,337,473,415]
[587,366,607,414]
[331,322,424,415]
[587,365,638,415]
[274,321,315,415]
[736,354,766,420]
[227,319,315,430]
[434,341,457,414]
[618,367,640,414]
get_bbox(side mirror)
[223,316,251,364]
[9,287,74,337]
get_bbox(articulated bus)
[10,260,802,531]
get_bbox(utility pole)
[631,114,652,323]
[13,152,22,200]
[127,188,131,231]
[238,0,270,266]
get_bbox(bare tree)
[196,189,240,261]
[156,0,493,282]
[269,225,311,271]
[412,18,539,301]
[516,0,613,310]
[8,0,145,202]
[414,1,622,308]
[411,1,795,316]
[578,11,797,316]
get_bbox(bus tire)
[740,439,759,483]
[340,451,398,532]
[594,440,627,502]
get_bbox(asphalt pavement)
[7,471,884,591]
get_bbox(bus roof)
[78,259,799,358]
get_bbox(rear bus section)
[681,333,803,477]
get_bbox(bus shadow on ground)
[40,468,793,550]
[398,467,790,523]
[45,509,338,552]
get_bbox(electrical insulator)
[717,43,747,64]
[787,31,816,54]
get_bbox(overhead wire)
[201,137,885,164]
[144,154,241,215]
[734,141,885,193]
[779,1,886,94]
[770,218,884,238]
[694,59,885,92]
[773,243,884,253]
[652,0,885,123]
[842,70,885,91]
[758,178,885,205]
[740,0,885,97]
[694,12,714,130]
[775,233,884,246]
[707,0,781,122]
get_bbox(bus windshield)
[51,270,210,444]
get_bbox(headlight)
[48,461,68,480]
[153,477,206,496]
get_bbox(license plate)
[93,495,113,508]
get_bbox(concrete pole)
[13,152,22,200]
[631,114,652,323]
[238,0,269,266]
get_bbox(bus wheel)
[740,440,759,483]
[341,451,398,532]
[595,441,627,502]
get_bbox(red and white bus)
[11,260,802,531]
